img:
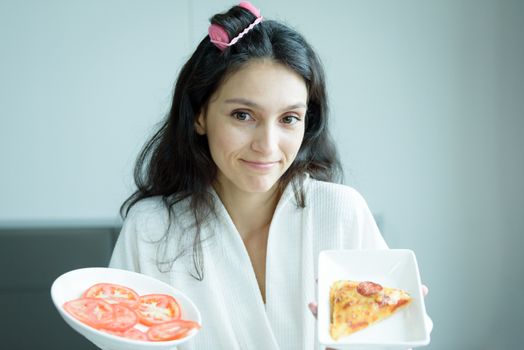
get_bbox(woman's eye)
[232,111,252,121]
[281,115,300,125]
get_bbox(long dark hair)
[121,4,342,280]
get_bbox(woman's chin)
[215,172,281,195]
[240,177,279,194]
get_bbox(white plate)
[51,267,201,350]
[318,249,430,349]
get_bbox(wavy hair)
[121,4,342,280]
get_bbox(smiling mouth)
[241,159,280,169]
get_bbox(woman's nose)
[251,124,278,155]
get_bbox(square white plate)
[318,249,430,349]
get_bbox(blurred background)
[0,0,522,349]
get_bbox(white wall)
[0,0,191,224]
[1,1,522,349]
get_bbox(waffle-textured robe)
[109,177,388,349]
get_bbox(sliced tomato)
[103,328,149,341]
[147,319,201,342]
[137,294,181,326]
[122,328,149,341]
[64,297,138,332]
[63,298,114,329]
[123,328,149,341]
[102,304,138,332]
[83,283,139,309]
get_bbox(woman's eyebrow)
[224,98,307,111]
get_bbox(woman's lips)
[241,159,279,170]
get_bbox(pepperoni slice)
[357,281,383,296]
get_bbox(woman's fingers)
[420,284,432,333]
[308,302,318,318]
[308,302,340,350]
[421,284,429,297]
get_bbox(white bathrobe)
[109,177,389,349]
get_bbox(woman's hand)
[421,284,429,297]
[308,302,338,350]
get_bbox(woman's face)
[195,59,308,195]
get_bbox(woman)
[110,2,425,349]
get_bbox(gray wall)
[1,1,522,349]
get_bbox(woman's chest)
[242,229,269,301]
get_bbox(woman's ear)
[194,112,206,135]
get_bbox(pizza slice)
[330,280,412,340]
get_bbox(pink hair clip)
[208,1,263,51]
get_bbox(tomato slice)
[122,328,149,341]
[103,328,149,341]
[64,298,114,329]
[137,294,181,326]
[102,304,138,332]
[83,283,139,309]
[64,297,138,332]
[147,319,201,342]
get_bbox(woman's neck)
[213,182,280,240]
